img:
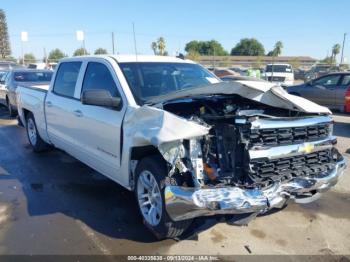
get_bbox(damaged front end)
[125,82,346,223]
[157,94,345,222]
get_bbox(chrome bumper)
[165,157,346,221]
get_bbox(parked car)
[287,72,350,112]
[0,70,9,101]
[0,61,22,70]
[221,75,265,82]
[304,64,340,81]
[293,68,306,80]
[0,69,53,116]
[17,55,345,239]
[263,63,294,86]
[212,68,240,78]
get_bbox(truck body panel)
[16,55,346,229]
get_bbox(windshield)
[119,62,218,104]
[14,71,53,82]
[266,65,292,73]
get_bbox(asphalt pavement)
[0,106,350,256]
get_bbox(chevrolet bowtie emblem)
[298,143,315,154]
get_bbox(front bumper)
[165,156,346,221]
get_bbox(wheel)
[135,155,193,239]
[6,97,16,117]
[26,112,49,152]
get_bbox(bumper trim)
[165,157,346,221]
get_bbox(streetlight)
[76,30,85,54]
[340,33,347,65]
[20,31,28,64]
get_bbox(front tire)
[26,112,49,152]
[135,155,192,239]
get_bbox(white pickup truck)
[17,55,346,239]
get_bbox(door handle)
[46,101,53,107]
[73,110,83,117]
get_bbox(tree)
[0,9,11,58]
[157,37,166,56]
[73,48,89,56]
[94,48,108,55]
[267,41,283,57]
[150,37,168,56]
[331,44,341,63]
[24,53,36,63]
[48,48,65,62]
[185,40,228,56]
[230,38,265,56]
[151,42,157,55]
[320,56,335,65]
[186,50,200,61]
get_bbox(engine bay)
[161,95,335,189]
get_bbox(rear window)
[341,75,350,86]
[266,65,292,73]
[14,71,53,82]
[53,62,82,98]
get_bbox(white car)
[16,55,345,239]
[264,63,294,86]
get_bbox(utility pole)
[340,33,347,65]
[111,32,115,55]
[132,22,138,60]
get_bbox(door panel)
[65,61,125,180]
[45,61,83,151]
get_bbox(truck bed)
[17,85,49,143]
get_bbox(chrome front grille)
[249,149,335,187]
[245,123,331,147]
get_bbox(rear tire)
[135,155,193,239]
[26,112,49,152]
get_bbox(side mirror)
[81,89,122,109]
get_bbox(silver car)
[287,72,350,112]
[0,69,53,116]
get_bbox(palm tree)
[157,37,166,56]
[151,42,157,55]
[274,41,283,56]
[332,44,341,64]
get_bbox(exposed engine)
[162,94,338,190]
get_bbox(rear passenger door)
[45,61,83,152]
[70,60,126,181]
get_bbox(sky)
[1,0,349,62]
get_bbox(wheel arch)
[129,145,167,190]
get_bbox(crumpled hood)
[148,81,331,114]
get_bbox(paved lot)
[0,106,350,256]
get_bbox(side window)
[53,62,82,98]
[314,75,340,86]
[341,75,350,86]
[82,62,121,98]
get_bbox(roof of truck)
[111,55,195,63]
[60,55,195,64]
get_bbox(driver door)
[303,74,341,108]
